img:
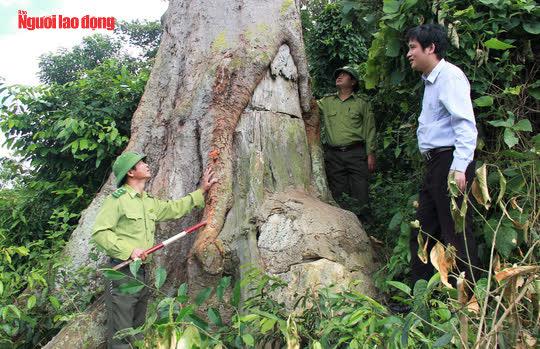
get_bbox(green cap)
[334,66,361,91]
[112,151,146,186]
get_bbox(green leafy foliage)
[0,21,156,348]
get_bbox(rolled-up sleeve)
[440,76,477,172]
[154,189,205,221]
[92,197,132,260]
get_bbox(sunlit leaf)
[471,164,491,209]
[484,38,515,50]
[503,128,519,148]
[430,242,455,288]
[495,266,540,283]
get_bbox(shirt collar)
[124,184,146,198]
[334,91,357,101]
[422,59,446,84]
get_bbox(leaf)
[387,281,412,296]
[488,119,513,128]
[495,266,540,283]
[512,119,532,132]
[385,36,401,57]
[154,266,167,289]
[450,195,468,233]
[7,305,21,319]
[242,333,255,347]
[27,295,37,310]
[492,225,518,258]
[523,21,540,34]
[313,342,323,349]
[401,313,413,347]
[207,307,222,326]
[471,164,491,209]
[388,212,403,231]
[178,282,188,297]
[433,332,453,347]
[430,242,455,288]
[216,276,231,301]
[260,318,277,334]
[474,95,494,107]
[129,259,142,277]
[495,168,506,206]
[467,295,480,314]
[529,88,540,100]
[383,0,400,13]
[49,296,61,310]
[118,280,145,294]
[484,38,515,50]
[231,280,241,307]
[416,232,429,264]
[503,128,519,148]
[102,269,126,281]
[195,287,212,306]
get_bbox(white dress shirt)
[418,59,477,172]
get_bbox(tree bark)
[47,0,378,346]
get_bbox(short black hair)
[405,24,448,59]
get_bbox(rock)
[256,190,379,307]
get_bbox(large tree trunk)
[46,0,378,347]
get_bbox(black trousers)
[324,143,369,215]
[410,150,481,286]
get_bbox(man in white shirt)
[406,24,481,287]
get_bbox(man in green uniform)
[318,66,376,217]
[92,151,217,349]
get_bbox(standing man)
[92,151,217,349]
[406,24,481,286]
[318,66,376,218]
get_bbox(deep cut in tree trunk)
[45,0,378,347]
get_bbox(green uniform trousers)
[104,260,148,349]
[324,143,369,216]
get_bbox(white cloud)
[0,0,168,157]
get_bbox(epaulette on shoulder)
[112,187,127,198]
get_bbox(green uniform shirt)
[317,93,376,154]
[92,185,205,261]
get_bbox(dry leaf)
[417,233,429,264]
[495,266,540,283]
[523,331,537,347]
[472,164,491,209]
[430,242,456,288]
[510,197,523,213]
[369,236,383,245]
[466,295,480,314]
[493,254,501,273]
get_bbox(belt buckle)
[424,150,432,161]
[338,146,347,151]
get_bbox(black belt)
[423,147,454,162]
[325,142,364,152]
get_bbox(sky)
[0,0,168,157]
